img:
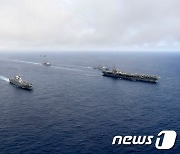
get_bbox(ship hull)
[9,79,33,90]
[102,72,158,83]
[42,63,51,66]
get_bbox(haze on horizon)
[0,0,180,52]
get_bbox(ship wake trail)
[0,75,9,82]
[59,64,93,70]
[0,58,41,65]
[51,66,94,73]
[0,58,96,74]
[0,58,93,70]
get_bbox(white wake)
[0,58,92,70]
[57,63,92,69]
[0,75,9,82]
[0,58,95,72]
[0,58,41,65]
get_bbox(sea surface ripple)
[0,52,179,154]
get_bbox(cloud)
[0,0,179,51]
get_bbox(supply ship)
[41,55,51,66]
[102,67,160,83]
[93,65,109,71]
[42,62,51,66]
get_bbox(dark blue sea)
[0,52,179,154]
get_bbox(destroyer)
[9,75,33,90]
[102,67,160,83]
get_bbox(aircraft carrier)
[9,75,33,90]
[102,67,160,83]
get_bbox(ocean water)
[0,52,179,154]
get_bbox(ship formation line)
[0,58,160,90]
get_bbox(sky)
[0,0,180,52]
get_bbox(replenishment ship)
[102,67,160,83]
[93,65,107,71]
[42,62,51,66]
[9,75,33,90]
[41,55,51,66]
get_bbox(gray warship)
[41,55,51,66]
[9,75,33,90]
[93,65,109,71]
[42,62,51,66]
[102,67,160,83]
